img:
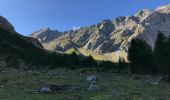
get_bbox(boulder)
[39,84,62,94]
[87,75,97,82]
[88,84,101,92]
[40,87,53,93]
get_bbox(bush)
[5,55,20,69]
[99,61,116,70]
[82,56,97,67]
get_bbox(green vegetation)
[0,69,170,100]
[0,28,119,70]
[128,38,154,74]
[128,32,170,78]
[1,24,170,100]
[2,27,170,78]
[154,32,170,79]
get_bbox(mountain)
[30,4,170,62]
[0,16,48,68]
[30,28,63,43]
[0,16,43,48]
[0,16,16,33]
[138,4,170,48]
[30,28,63,50]
[0,16,103,69]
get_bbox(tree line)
[0,28,126,71]
[128,32,170,78]
[2,27,170,78]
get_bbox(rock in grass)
[40,87,53,93]
[87,75,100,92]
[38,84,73,94]
[39,84,62,94]
[87,75,97,82]
[88,84,101,92]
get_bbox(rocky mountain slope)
[30,28,63,49]
[0,16,44,68]
[30,28,63,43]
[30,4,170,62]
[0,16,16,33]
[0,16,43,48]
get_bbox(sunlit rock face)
[138,4,170,48]
[30,28,63,43]
[135,9,153,22]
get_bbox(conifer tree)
[154,32,167,74]
[128,38,153,74]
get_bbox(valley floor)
[0,68,170,100]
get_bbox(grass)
[0,68,170,100]
[78,48,128,62]
[66,48,80,54]
[78,48,108,61]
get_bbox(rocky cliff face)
[138,4,170,48]
[30,4,170,62]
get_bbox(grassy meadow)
[0,68,169,100]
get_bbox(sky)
[0,0,170,36]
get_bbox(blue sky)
[0,0,170,35]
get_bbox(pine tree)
[128,38,154,74]
[154,32,167,74]
[164,35,170,80]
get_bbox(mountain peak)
[31,28,51,36]
[156,4,170,13]
[135,9,153,21]
[0,16,15,33]
[30,28,63,43]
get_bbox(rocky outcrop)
[0,16,15,33]
[138,4,170,48]
[135,9,153,22]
